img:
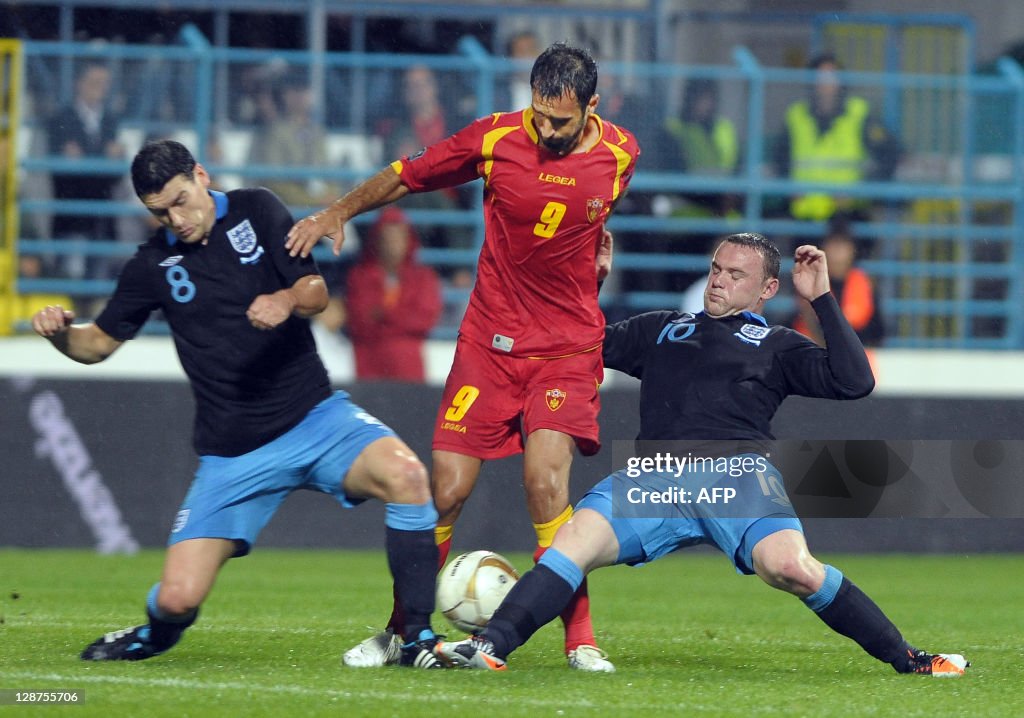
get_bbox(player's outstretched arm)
[32,305,123,364]
[286,165,410,258]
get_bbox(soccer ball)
[436,550,520,634]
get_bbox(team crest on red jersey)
[545,388,567,411]
[586,197,605,223]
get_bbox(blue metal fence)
[13,30,1024,347]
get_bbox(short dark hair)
[825,212,855,241]
[721,232,781,280]
[530,42,598,112]
[808,51,840,70]
[76,60,109,80]
[131,139,196,197]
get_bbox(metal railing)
[11,30,1024,347]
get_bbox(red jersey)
[393,109,640,358]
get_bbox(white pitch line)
[3,619,348,636]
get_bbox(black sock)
[814,577,909,667]
[484,565,575,659]
[386,526,438,643]
[146,607,197,650]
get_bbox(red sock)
[386,532,453,634]
[436,535,453,569]
[533,544,596,653]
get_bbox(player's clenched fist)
[33,305,75,337]
[246,292,293,331]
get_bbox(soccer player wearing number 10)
[287,43,640,672]
[440,234,969,677]
[33,140,444,668]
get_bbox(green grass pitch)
[0,549,1019,717]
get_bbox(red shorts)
[432,337,603,460]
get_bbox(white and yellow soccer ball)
[436,550,520,634]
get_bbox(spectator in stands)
[652,78,742,293]
[497,30,541,111]
[230,59,285,129]
[773,52,902,223]
[249,73,339,208]
[656,77,740,217]
[381,65,451,160]
[345,207,442,382]
[381,66,473,249]
[46,61,124,279]
[791,213,884,353]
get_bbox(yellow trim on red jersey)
[481,125,521,185]
[522,107,539,145]
[603,140,634,201]
[389,159,404,174]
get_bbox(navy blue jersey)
[96,188,331,457]
[603,294,874,445]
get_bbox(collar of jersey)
[739,310,767,326]
[163,190,229,246]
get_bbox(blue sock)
[385,501,438,531]
[537,548,584,592]
[802,565,843,612]
[403,628,436,647]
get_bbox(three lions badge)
[227,219,265,264]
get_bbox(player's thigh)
[521,349,602,457]
[575,475,687,567]
[341,435,429,504]
[432,338,525,460]
[304,392,401,503]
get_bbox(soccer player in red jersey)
[287,43,640,672]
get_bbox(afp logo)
[656,314,697,344]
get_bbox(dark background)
[3,377,1023,554]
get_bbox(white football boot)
[567,644,616,673]
[342,629,402,668]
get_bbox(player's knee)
[157,580,204,617]
[432,475,471,521]
[378,454,430,504]
[523,468,567,510]
[758,553,823,596]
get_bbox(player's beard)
[540,117,587,155]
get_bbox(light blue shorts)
[168,391,395,555]
[577,457,802,574]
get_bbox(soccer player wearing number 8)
[287,43,640,672]
[439,234,969,677]
[31,140,446,668]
